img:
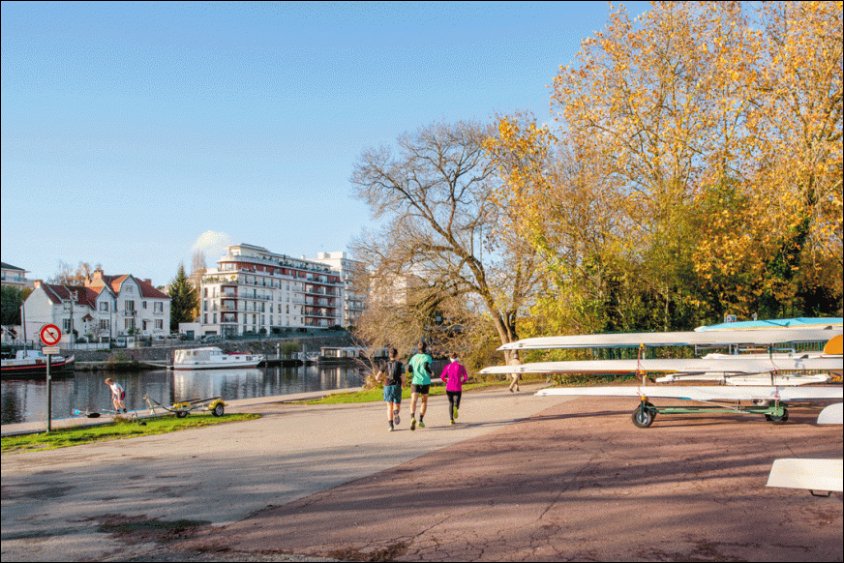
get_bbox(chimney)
[34,280,42,288]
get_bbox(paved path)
[178,397,843,562]
[2,384,565,562]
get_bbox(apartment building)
[200,243,344,337]
[309,251,365,328]
[1,262,29,288]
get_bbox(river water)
[1,365,365,425]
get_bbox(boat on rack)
[1,350,76,377]
[173,347,264,370]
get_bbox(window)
[125,300,135,311]
[99,319,110,330]
[143,301,148,309]
[125,286,134,294]
[63,319,71,332]
[100,302,109,312]
[125,319,135,330]
[154,302,164,313]
[156,319,163,330]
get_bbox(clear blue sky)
[1,1,651,286]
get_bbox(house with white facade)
[23,270,171,347]
[200,243,344,338]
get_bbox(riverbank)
[0,386,363,438]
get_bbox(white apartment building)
[1,261,29,288]
[309,251,365,328]
[200,244,344,338]
[23,270,171,346]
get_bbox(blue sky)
[1,1,651,286]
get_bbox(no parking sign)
[40,324,61,346]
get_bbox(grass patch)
[303,373,640,405]
[1,413,260,453]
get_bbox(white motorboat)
[173,347,264,370]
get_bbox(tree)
[489,1,842,333]
[1,285,31,326]
[49,261,102,285]
[351,120,542,355]
[169,263,198,332]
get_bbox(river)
[1,364,365,425]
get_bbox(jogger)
[375,348,403,431]
[441,353,468,424]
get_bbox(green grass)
[305,380,518,405]
[1,413,261,453]
[304,373,640,405]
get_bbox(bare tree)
[351,120,541,355]
[49,261,102,285]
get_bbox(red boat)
[1,350,76,377]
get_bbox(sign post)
[40,325,62,433]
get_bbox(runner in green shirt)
[408,341,433,431]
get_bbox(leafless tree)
[351,120,541,357]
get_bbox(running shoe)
[393,411,401,426]
[450,419,455,425]
[418,420,425,428]
[453,406,459,419]
[389,426,394,432]
[410,418,416,431]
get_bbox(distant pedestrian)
[441,353,469,425]
[105,378,127,413]
[375,348,403,432]
[408,341,434,430]
[508,351,521,393]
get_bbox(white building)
[1,261,29,288]
[199,243,344,338]
[23,270,171,347]
[309,251,365,328]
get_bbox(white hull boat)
[173,347,264,370]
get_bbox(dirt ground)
[165,396,843,562]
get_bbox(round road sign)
[40,324,62,346]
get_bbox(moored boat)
[173,347,264,370]
[1,350,76,377]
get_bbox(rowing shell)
[480,357,844,376]
[534,385,843,402]
[498,328,842,351]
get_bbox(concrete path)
[1,384,566,562]
[180,397,844,562]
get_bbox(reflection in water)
[1,364,364,425]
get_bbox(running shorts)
[383,385,402,403]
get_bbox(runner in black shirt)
[375,348,404,431]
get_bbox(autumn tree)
[351,120,542,356]
[489,1,842,334]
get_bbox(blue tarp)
[697,317,843,331]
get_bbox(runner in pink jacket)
[441,354,469,425]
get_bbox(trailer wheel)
[212,403,224,417]
[176,410,188,419]
[765,408,789,424]
[632,405,655,428]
